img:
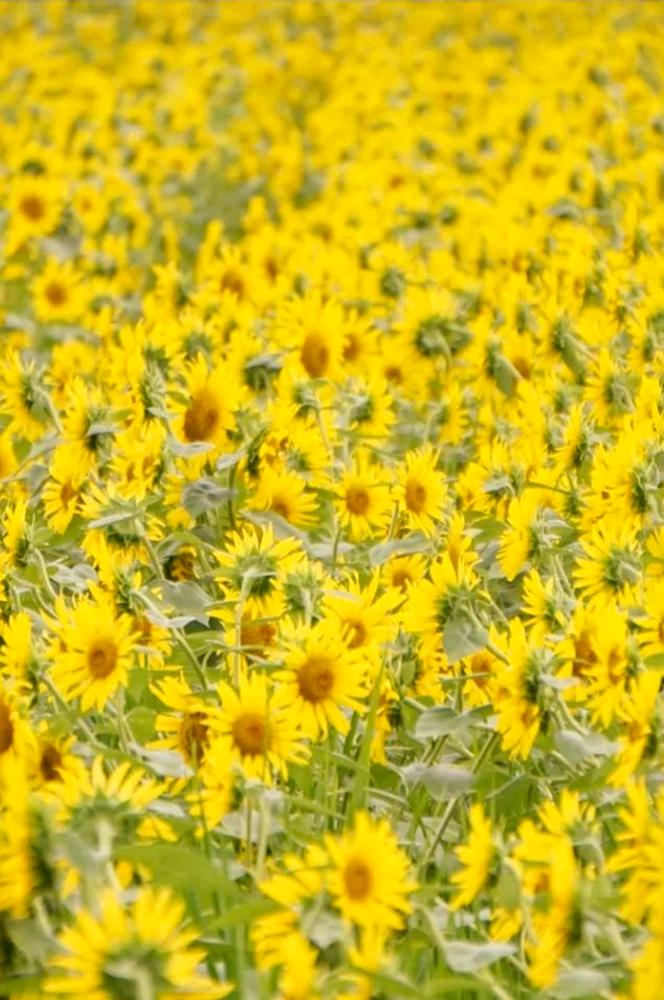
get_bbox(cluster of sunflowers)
[3,1,664,998]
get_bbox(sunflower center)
[181,711,209,763]
[0,700,14,754]
[241,619,277,650]
[183,388,220,442]
[572,630,596,676]
[345,486,370,515]
[40,743,64,781]
[404,478,427,514]
[512,355,532,379]
[392,569,413,591]
[232,712,267,756]
[271,498,291,519]
[384,364,402,383]
[87,638,118,679]
[343,334,360,361]
[343,858,372,900]
[300,333,330,378]
[60,481,78,507]
[347,619,368,649]
[44,281,67,306]
[19,195,45,221]
[298,655,335,702]
[220,270,245,298]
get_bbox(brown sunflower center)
[384,364,402,383]
[40,743,64,782]
[60,481,78,508]
[392,569,413,591]
[232,712,267,756]
[44,281,67,307]
[19,195,45,221]
[87,638,118,679]
[241,619,277,651]
[271,498,291,519]
[298,655,335,702]
[404,478,427,514]
[345,486,370,516]
[343,858,372,900]
[220,270,245,298]
[181,711,209,763]
[347,619,368,649]
[183,388,221,442]
[343,334,360,362]
[512,355,532,379]
[573,630,597,678]
[0,700,14,754]
[301,333,330,378]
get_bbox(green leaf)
[0,976,43,996]
[369,532,429,566]
[202,897,278,933]
[117,844,240,900]
[443,614,488,663]
[415,706,484,740]
[549,969,611,998]
[403,762,474,799]
[182,479,236,516]
[442,940,516,973]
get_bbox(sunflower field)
[4,1,664,998]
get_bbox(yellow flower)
[213,670,309,782]
[48,593,138,711]
[493,619,546,760]
[450,804,495,910]
[277,623,368,738]
[325,812,416,930]
[249,466,318,527]
[150,675,215,766]
[174,354,240,451]
[32,259,87,324]
[215,525,305,618]
[396,443,447,536]
[334,454,393,540]
[42,445,85,534]
[45,886,232,999]
[573,518,641,608]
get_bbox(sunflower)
[249,466,318,528]
[274,291,348,382]
[381,553,428,595]
[45,886,231,1000]
[62,378,114,474]
[403,551,481,650]
[7,173,62,246]
[573,518,641,608]
[42,445,85,534]
[48,592,138,711]
[493,619,547,760]
[325,812,416,930]
[32,259,87,324]
[215,525,305,618]
[214,670,309,782]
[334,455,393,540]
[276,623,368,738]
[396,443,447,536]
[450,804,495,910]
[174,354,240,451]
[150,675,215,766]
[0,351,50,441]
[321,572,403,670]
